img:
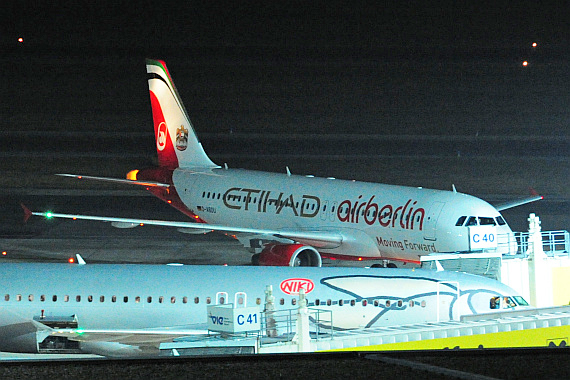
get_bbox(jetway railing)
[514,230,569,256]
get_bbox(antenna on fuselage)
[286,166,291,176]
[452,184,457,193]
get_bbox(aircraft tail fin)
[145,59,219,169]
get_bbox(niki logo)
[176,125,188,151]
[156,122,168,151]
[280,278,315,295]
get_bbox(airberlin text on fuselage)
[222,188,425,230]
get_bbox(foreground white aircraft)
[29,59,541,266]
[0,263,528,357]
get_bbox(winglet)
[76,254,87,265]
[21,203,33,223]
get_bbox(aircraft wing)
[50,327,210,346]
[26,207,344,249]
[493,189,543,211]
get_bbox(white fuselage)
[174,167,516,263]
[0,264,526,356]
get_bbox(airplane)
[0,262,529,357]
[27,59,542,267]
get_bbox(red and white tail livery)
[35,59,543,267]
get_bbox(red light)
[167,200,172,204]
[2,251,6,256]
[139,223,144,226]
[68,258,75,263]
[522,61,528,67]
[73,217,77,220]
[532,42,537,47]
[18,37,23,43]
[358,257,363,261]
[78,176,83,179]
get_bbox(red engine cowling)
[258,244,322,267]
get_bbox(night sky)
[4,2,568,55]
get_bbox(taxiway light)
[522,61,528,67]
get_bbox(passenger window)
[421,301,426,308]
[4,294,9,301]
[397,300,403,307]
[280,298,285,305]
[135,296,141,303]
[362,300,367,306]
[28,294,34,302]
[123,296,128,303]
[315,299,320,306]
[292,298,297,305]
[350,300,355,306]
[409,300,415,307]
[455,216,467,226]
[256,298,261,305]
[76,295,81,302]
[100,296,105,302]
[16,294,22,302]
[386,300,390,307]
[206,297,211,304]
[52,295,57,302]
[194,297,199,304]
[64,295,69,302]
[327,299,332,306]
[374,300,379,307]
[88,295,93,302]
[147,296,152,303]
[465,217,478,226]
[183,297,188,304]
[112,295,117,303]
[339,299,344,306]
[159,296,164,304]
[40,295,46,302]
[171,296,176,304]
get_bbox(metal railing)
[259,307,334,343]
[514,230,569,256]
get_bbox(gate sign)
[207,305,261,333]
[469,226,498,250]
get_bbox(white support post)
[528,213,553,307]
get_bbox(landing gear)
[370,262,398,268]
[251,254,260,266]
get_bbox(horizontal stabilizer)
[56,174,170,188]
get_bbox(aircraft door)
[436,281,459,322]
[320,201,329,221]
[423,202,445,241]
[216,292,228,305]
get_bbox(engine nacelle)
[258,244,322,267]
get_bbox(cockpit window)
[478,217,496,226]
[513,296,529,306]
[465,216,478,226]
[455,216,467,226]
[490,296,521,309]
[496,216,506,226]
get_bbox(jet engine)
[257,243,322,267]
